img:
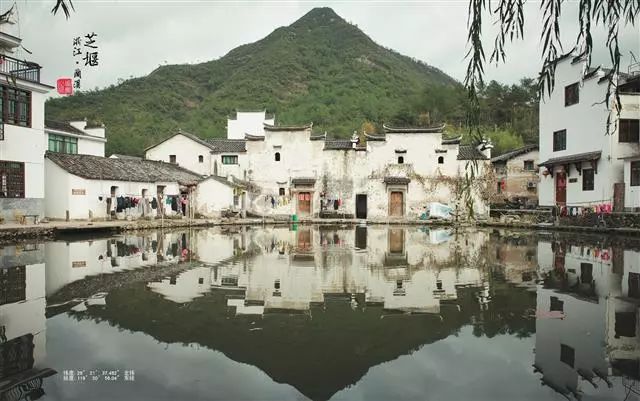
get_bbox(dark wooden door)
[555,173,566,205]
[298,192,311,216]
[356,194,367,219]
[389,191,403,217]
[614,183,625,212]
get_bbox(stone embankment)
[1,210,640,242]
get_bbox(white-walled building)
[45,119,106,157]
[0,30,53,222]
[246,123,493,219]
[226,110,275,140]
[145,115,494,219]
[538,52,640,209]
[44,152,200,220]
[195,175,247,218]
[144,129,248,179]
[491,144,539,206]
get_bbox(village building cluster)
[0,28,639,224]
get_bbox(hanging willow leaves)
[464,0,639,215]
[51,0,75,19]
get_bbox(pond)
[1,225,639,401]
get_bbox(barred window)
[553,130,566,152]
[0,86,31,127]
[48,134,78,154]
[0,161,25,198]
[619,119,640,143]
[222,155,238,165]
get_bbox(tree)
[461,0,639,215]
[465,1,639,137]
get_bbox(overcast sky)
[5,0,639,94]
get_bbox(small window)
[198,277,204,284]
[436,280,443,290]
[169,155,176,164]
[582,168,594,191]
[0,86,31,127]
[274,280,280,290]
[396,280,403,289]
[553,130,566,152]
[523,160,535,171]
[619,119,640,143]
[397,156,404,164]
[48,134,78,154]
[631,161,640,187]
[560,344,575,368]
[565,82,579,106]
[0,161,25,198]
[438,156,444,164]
[279,188,285,196]
[198,155,204,163]
[222,155,238,165]
[275,152,281,162]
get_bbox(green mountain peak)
[46,8,465,156]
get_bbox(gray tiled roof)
[491,144,538,163]
[383,177,411,185]
[263,123,313,131]
[45,120,87,136]
[144,129,216,152]
[109,153,142,160]
[324,140,353,150]
[538,151,601,167]
[46,152,202,186]
[291,178,316,185]
[457,145,489,160]
[383,123,446,133]
[204,138,247,153]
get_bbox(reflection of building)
[144,227,490,314]
[535,240,640,397]
[45,231,188,298]
[0,243,56,399]
[488,231,538,289]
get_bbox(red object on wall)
[57,78,73,95]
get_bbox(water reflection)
[0,226,639,400]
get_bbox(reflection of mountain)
[0,244,57,400]
[71,279,536,401]
[61,227,536,401]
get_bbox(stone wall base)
[0,198,44,223]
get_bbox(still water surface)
[1,226,640,401]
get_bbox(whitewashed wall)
[45,159,182,220]
[77,136,106,157]
[623,158,640,208]
[227,111,274,140]
[0,90,47,199]
[195,177,236,217]
[539,57,640,207]
[212,152,249,180]
[145,134,211,176]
